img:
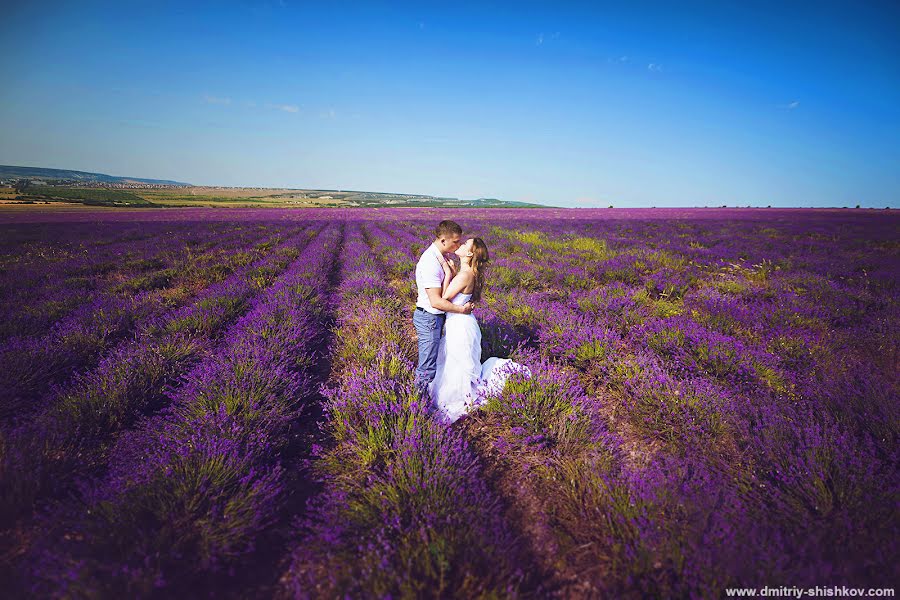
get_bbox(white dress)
[428,291,532,423]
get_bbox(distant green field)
[25,187,156,207]
[10,185,544,208]
[139,194,268,204]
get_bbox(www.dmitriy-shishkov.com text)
[725,586,895,598]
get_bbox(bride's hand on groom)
[440,254,458,276]
[462,301,475,314]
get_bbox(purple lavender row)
[0,221,330,343]
[368,222,631,594]
[5,206,899,229]
[0,221,188,297]
[465,223,785,409]
[25,224,342,597]
[481,220,896,464]
[0,224,300,436]
[0,223,253,343]
[1,210,892,594]
[441,219,792,303]
[377,218,897,592]
[0,225,318,534]
[0,222,158,290]
[483,222,897,590]
[0,225,292,427]
[0,222,223,339]
[468,227,764,593]
[279,223,527,598]
[481,223,895,589]
[0,222,258,365]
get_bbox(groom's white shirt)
[415,242,446,315]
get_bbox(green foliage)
[26,186,155,207]
[645,326,687,353]
[333,297,414,369]
[766,335,816,371]
[84,450,279,592]
[633,288,684,317]
[751,361,792,396]
[55,338,201,437]
[629,380,727,445]
[573,339,611,367]
[545,455,693,597]
[483,373,592,452]
[603,265,642,285]
[576,294,603,313]
[560,271,593,290]
[691,339,741,379]
[166,295,247,336]
[115,269,176,293]
[747,258,777,283]
[604,353,646,389]
[567,236,614,260]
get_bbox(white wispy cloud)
[647,63,663,72]
[320,108,336,119]
[779,100,800,110]
[266,102,300,113]
[536,31,560,46]
[203,94,232,105]
[204,95,304,114]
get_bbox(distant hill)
[0,165,546,208]
[334,193,544,208]
[0,165,190,186]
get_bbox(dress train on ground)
[428,292,531,423]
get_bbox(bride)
[428,237,531,423]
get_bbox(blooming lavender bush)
[0,207,895,598]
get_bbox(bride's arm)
[439,257,454,297]
[442,271,471,301]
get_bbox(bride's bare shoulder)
[458,270,476,292]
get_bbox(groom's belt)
[415,307,445,315]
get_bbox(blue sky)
[1,0,898,207]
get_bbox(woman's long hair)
[469,237,489,303]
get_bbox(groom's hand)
[462,301,475,314]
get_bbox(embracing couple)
[412,220,530,423]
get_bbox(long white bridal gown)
[428,291,532,423]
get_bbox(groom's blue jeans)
[413,307,445,398]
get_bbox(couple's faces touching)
[454,238,475,259]
[437,235,462,253]
[437,235,473,259]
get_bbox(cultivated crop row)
[2,226,314,564]
[367,217,896,595]
[278,223,533,598]
[0,224,290,425]
[22,224,345,596]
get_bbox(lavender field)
[0,207,897,598]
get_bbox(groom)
[413,220,475,400]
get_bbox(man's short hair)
[434,220,462,239]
